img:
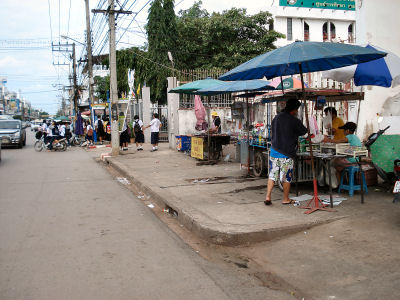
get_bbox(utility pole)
[108,0,119,155]
[93,1,132,156]
[72,43,78,116]
[85,0,94,109]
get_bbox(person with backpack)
[133,115,144,151]
[95,115,105,144]
[85,121,94,146]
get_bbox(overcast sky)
[0,0,266,114]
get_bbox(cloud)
[0,56,25,68]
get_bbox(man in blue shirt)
[265,99,308,205]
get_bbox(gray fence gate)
[150,104,168,142]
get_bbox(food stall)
[235,88,368,197]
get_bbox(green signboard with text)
[280,0,355,11]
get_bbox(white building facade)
[355,0,400,138]
[266,0,356,46]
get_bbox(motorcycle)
[69,133,84,146]
[34,132,67,152]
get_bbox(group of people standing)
[84,113,162,152]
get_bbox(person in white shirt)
[133,115,144,151]
[41,120,48,134]
[46,122,55,150]
[85,121,94,145]
[143,113,162,152]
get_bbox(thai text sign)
[280,0,355,11]
[191,137,204,160]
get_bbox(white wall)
[177,108,233,136]
[356,0,400,139]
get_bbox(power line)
[47,0,53,42]
[58,0,61,42]
[116,0,152,45]
[67,0,72,37]
[21,89,60,94]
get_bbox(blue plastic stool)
[338,166,368,197]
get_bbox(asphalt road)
[0,131,288,300]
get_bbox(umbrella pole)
[246,94,250,175]
[208,96,211,162]
[298,64,335,214]
[280,75,285,95]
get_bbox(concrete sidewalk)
[93,143,395,246]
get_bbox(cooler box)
[176,135,191,151]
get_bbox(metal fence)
[150,104,168,142]
[130,100,143,122]
[177,68,234,108]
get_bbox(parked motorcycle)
[69,133,83,146]
[34,133,67,152]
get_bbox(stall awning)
[258,89,364,103]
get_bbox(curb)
[105,157,344,246]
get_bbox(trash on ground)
[137,195,145,199]
[224,154,230,162]
[192,178,210,184]
[292,194,313,202]
[116,177,130,185]
[163,208,169,213]
[217,201,223,204]
[147,204,155,208]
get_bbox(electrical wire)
[67,0,72,37]
[116,0,152,45]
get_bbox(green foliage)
[145,0,177,104]
[175,2,284,70]
[106,1,283,104]
[94,75,110,102]
[39,111,49,117]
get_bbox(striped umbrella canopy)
[322,45,400,88]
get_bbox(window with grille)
[287,18,293,41]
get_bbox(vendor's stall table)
[191,134,230,161]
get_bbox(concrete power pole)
[72,43,78,115]
[85,0,94,108]
[108,0,119,155]
[93,1,131,156]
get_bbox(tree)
[103,1,284,104]
[146,0,177,104]
[175,2,284,70]
[94,75,110,102]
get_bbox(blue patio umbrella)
[322,45,400,88]
[219,41,387,213]
[196,79,275,95]
[219,41,387,81]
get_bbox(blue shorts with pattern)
[269,157,294,183]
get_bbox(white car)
[31,121,42,131]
